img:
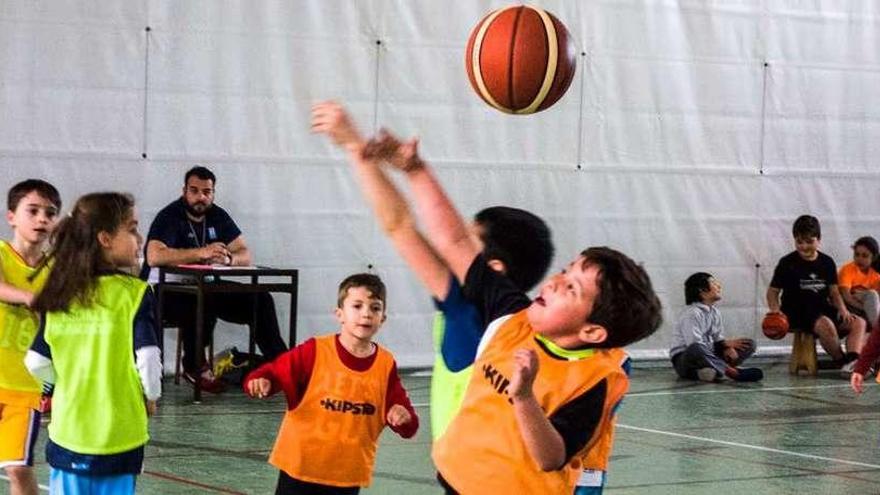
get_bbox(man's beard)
[185,201,211,218]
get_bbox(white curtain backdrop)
[2,1,879,367]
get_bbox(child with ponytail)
[24,192,161,495]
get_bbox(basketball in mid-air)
[761,312,789,340]
[465,5,577,114]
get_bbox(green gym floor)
[4,359,880,494]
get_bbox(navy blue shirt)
[435,276,484,372]
[140,197,242,279]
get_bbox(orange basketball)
[465,5,577,114]
[762,312,789,340]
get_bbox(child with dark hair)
[25,192,161,495]
[670,272,762,382]
[356,127,661,494]
[0,179,60,495]
[244,273,418,495]
[838,236,880,330]
[767,215,866,370]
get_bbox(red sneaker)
[182,367,227,394]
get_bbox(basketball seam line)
[506,6,523,112]
[471,8,510,113]
[519,7,558,115]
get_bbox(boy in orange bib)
[245,273,418,494]
[361,131,663,494]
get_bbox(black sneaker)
[728,367,763,382]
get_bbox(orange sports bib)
[433,311,628,493]
[269,335,394,487]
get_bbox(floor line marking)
[412,383,859,408]
[617,423,880,470]
[625,383,857,397]
[143,469,247,494]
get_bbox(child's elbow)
[536,452,566,472]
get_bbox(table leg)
[250,284,258,362]
[194,285,204,403]
[289,272,298,347]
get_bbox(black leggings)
[275,471,360,495]
[161,288,287,371]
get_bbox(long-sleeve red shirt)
[244,335,419,438]
[855,327,880,375]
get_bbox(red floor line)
[143,469,248,494]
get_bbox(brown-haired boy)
[0,179,61,495]
[244,273,418,494]
[767,214,866,370]
[360,132,662,493]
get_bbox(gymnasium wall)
[2,1,879,366]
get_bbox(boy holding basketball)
[359,130,662,493]
[670,272,762,382]
[766,215,866,370]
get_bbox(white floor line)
[626,383,858,397]
[617,423,880,470]
[0,473,49,492]
[410,382,867,407]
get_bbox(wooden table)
[155,265,299,402]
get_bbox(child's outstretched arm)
[243,339,315,409]
[362,130,479,285]
[245,359,286,399]
[509,349,566,471]
[311,101,451,299]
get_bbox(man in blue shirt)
[142,166,287,392]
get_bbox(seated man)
[670,272,762,382]
[142,166,287,392]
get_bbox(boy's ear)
[578,324,608,346]
[6,210,14,226]
[487,258,506,274]
[334,307,344,322]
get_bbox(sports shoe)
[697,368,720,382]
[212,347,239,379]
[726,367,763,382]
[840,360,857,375]
[182,367,227,394]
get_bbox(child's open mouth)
[534,296,546,306]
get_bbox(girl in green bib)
[25,192,161,495]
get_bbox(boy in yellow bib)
[361,132,663,494]
[0,179,60,495]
